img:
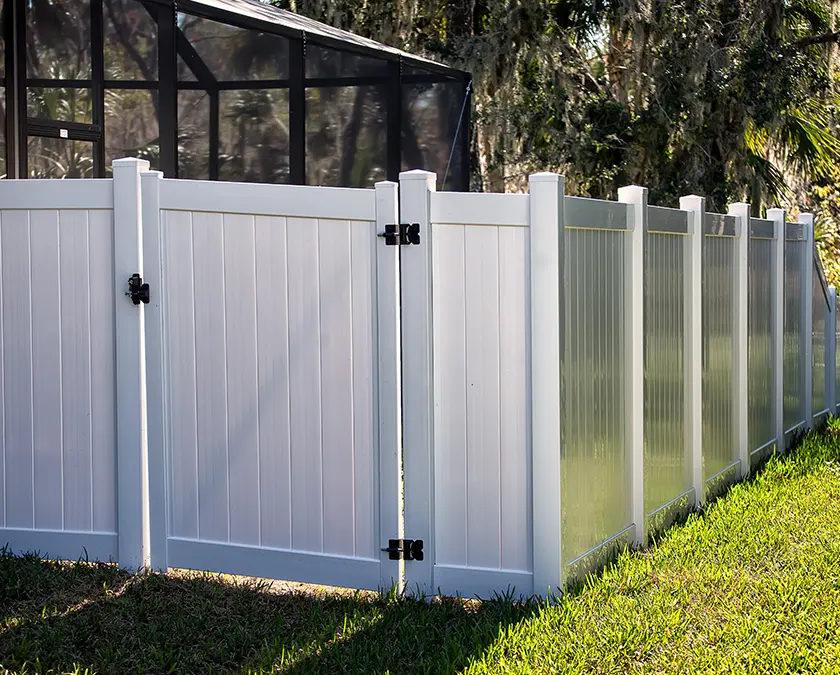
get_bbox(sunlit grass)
[3,424,840,673]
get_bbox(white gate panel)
[0,181,118,562]
[158,179,398,590]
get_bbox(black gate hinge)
[126,273,150,305]
[381,538,424,561]
[378,223,420,246]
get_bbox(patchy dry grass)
[3,424,840,673]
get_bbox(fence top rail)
[704,212,738,237]
[786,222,806,241]
[647,205,689,235]
[430,191,529,228]
[749,218,776,240]
[158,177,377,221]
[0,178,114,210]
[565,195,630,231]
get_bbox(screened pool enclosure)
[0,0,470,189]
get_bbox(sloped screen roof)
[182,0,449,71]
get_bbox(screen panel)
[105,89,159,172]
[178,90,210,179]
[28,87,93,124]
[305,86,386,187]
[177,12,290,81]
[219,89,290,183]
[402,81,467,191]
[27,136,94,178]
[27,0,92,79]
[306,43,388,79]
[104,0,158,81]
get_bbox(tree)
[276,0,840,213]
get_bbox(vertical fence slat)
[141,169,167,570]
[767,208,786,452]
[113,158,151,569]
[399,170,437,596]
[729,203,750,475]
[374,180,402,592]
[680,196,704,504]
[617,186,646,547]
[801,213,814,429]
[530,173,565,596]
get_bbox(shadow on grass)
[0,550,540,674]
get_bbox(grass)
[4,425,840,674]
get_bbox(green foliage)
[277,0,840,211]
[808,164,840,287]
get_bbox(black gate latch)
[378,223,420,246]
[381,538,424,561]
[126,273,150,305]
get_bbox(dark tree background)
[274,0,840,280]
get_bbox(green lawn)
[4,424,840,674]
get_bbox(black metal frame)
[3,0,471,189]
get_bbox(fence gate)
[146,173,402,591]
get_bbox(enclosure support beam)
[801,213,815,429]
[680,195,705,504]
[828,286,837,415]
[618,185,646,547]
[729,203,750,476]
[767,208,786,453]
[157,5,178,178]
[91,0,106,177]
[386,60,402,184]
[399,170,437,596]
[530,172,565,596]
[290,38,306,185]
[113,158,152,570]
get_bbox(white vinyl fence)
[0,159,836,598]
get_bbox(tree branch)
[796,31,840,48]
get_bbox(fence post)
[618,185,646,548]
[374,180,403,594]
[679,196,705,505]
[828,286,837,417]
[728,203,750,476]
[113,157,151,570]
[800,213,815,430]
[399,169,436,597]
[140,169,167,571]
[767,208,786,453]
[529,172,565,596]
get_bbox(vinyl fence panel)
[748,219,776,460]
[563,196,634,580]
[1,162,835,601]
[643,207,691,529]
[836,291,840,415]
[784,224,806,435]
[403,181,535,599]
[0,179,118,562]
[813,255,829,418]
[702,214,738,494]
